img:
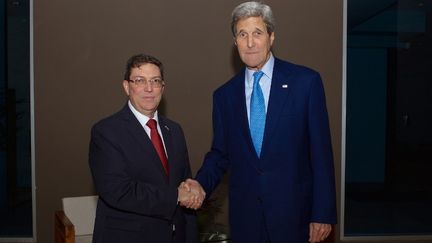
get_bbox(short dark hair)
[124,54,164,80]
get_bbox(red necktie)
[146,119,169,176]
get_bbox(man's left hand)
[309,222,331,243]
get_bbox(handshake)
[177,179,206,210]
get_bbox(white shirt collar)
[245,53,274,85]
[128,100,160,126]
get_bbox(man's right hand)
[177,179,206,209]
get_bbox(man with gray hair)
[187,1,337,242]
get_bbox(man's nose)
[143,82,153,92]
[247,36,255,48]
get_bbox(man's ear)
[270,32,275,46]
[122,80,130,96]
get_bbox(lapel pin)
[282,84,288,88]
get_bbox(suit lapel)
[231,70,257,156]
[261,59,292,158]
[233,60,294,160]
[120,105,169,181]
[158,117,174,182]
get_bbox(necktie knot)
[253,71,264,85]
[146,119,157,129]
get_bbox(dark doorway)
[345,0,432,236]
[0,0,32,238]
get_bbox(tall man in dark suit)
[89,54,200,243]
[186,1,337,242]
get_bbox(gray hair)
[231,1,275,36]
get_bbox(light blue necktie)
[250,71,265,157]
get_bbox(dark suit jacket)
[89,104,199,243]
[196,58,337,243]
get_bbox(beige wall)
[34,1,344,242]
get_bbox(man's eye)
[238,32,247,38]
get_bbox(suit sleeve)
[195,91,230,196]
[308,73,337,224]
[89,125,178,220]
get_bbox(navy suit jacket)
[196,58,337,243]
[89,104,199,243]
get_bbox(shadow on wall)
[197,176,230,242]
[230,45,243,74]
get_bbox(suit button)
[257,197,262,202]
[257,170,264,175]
